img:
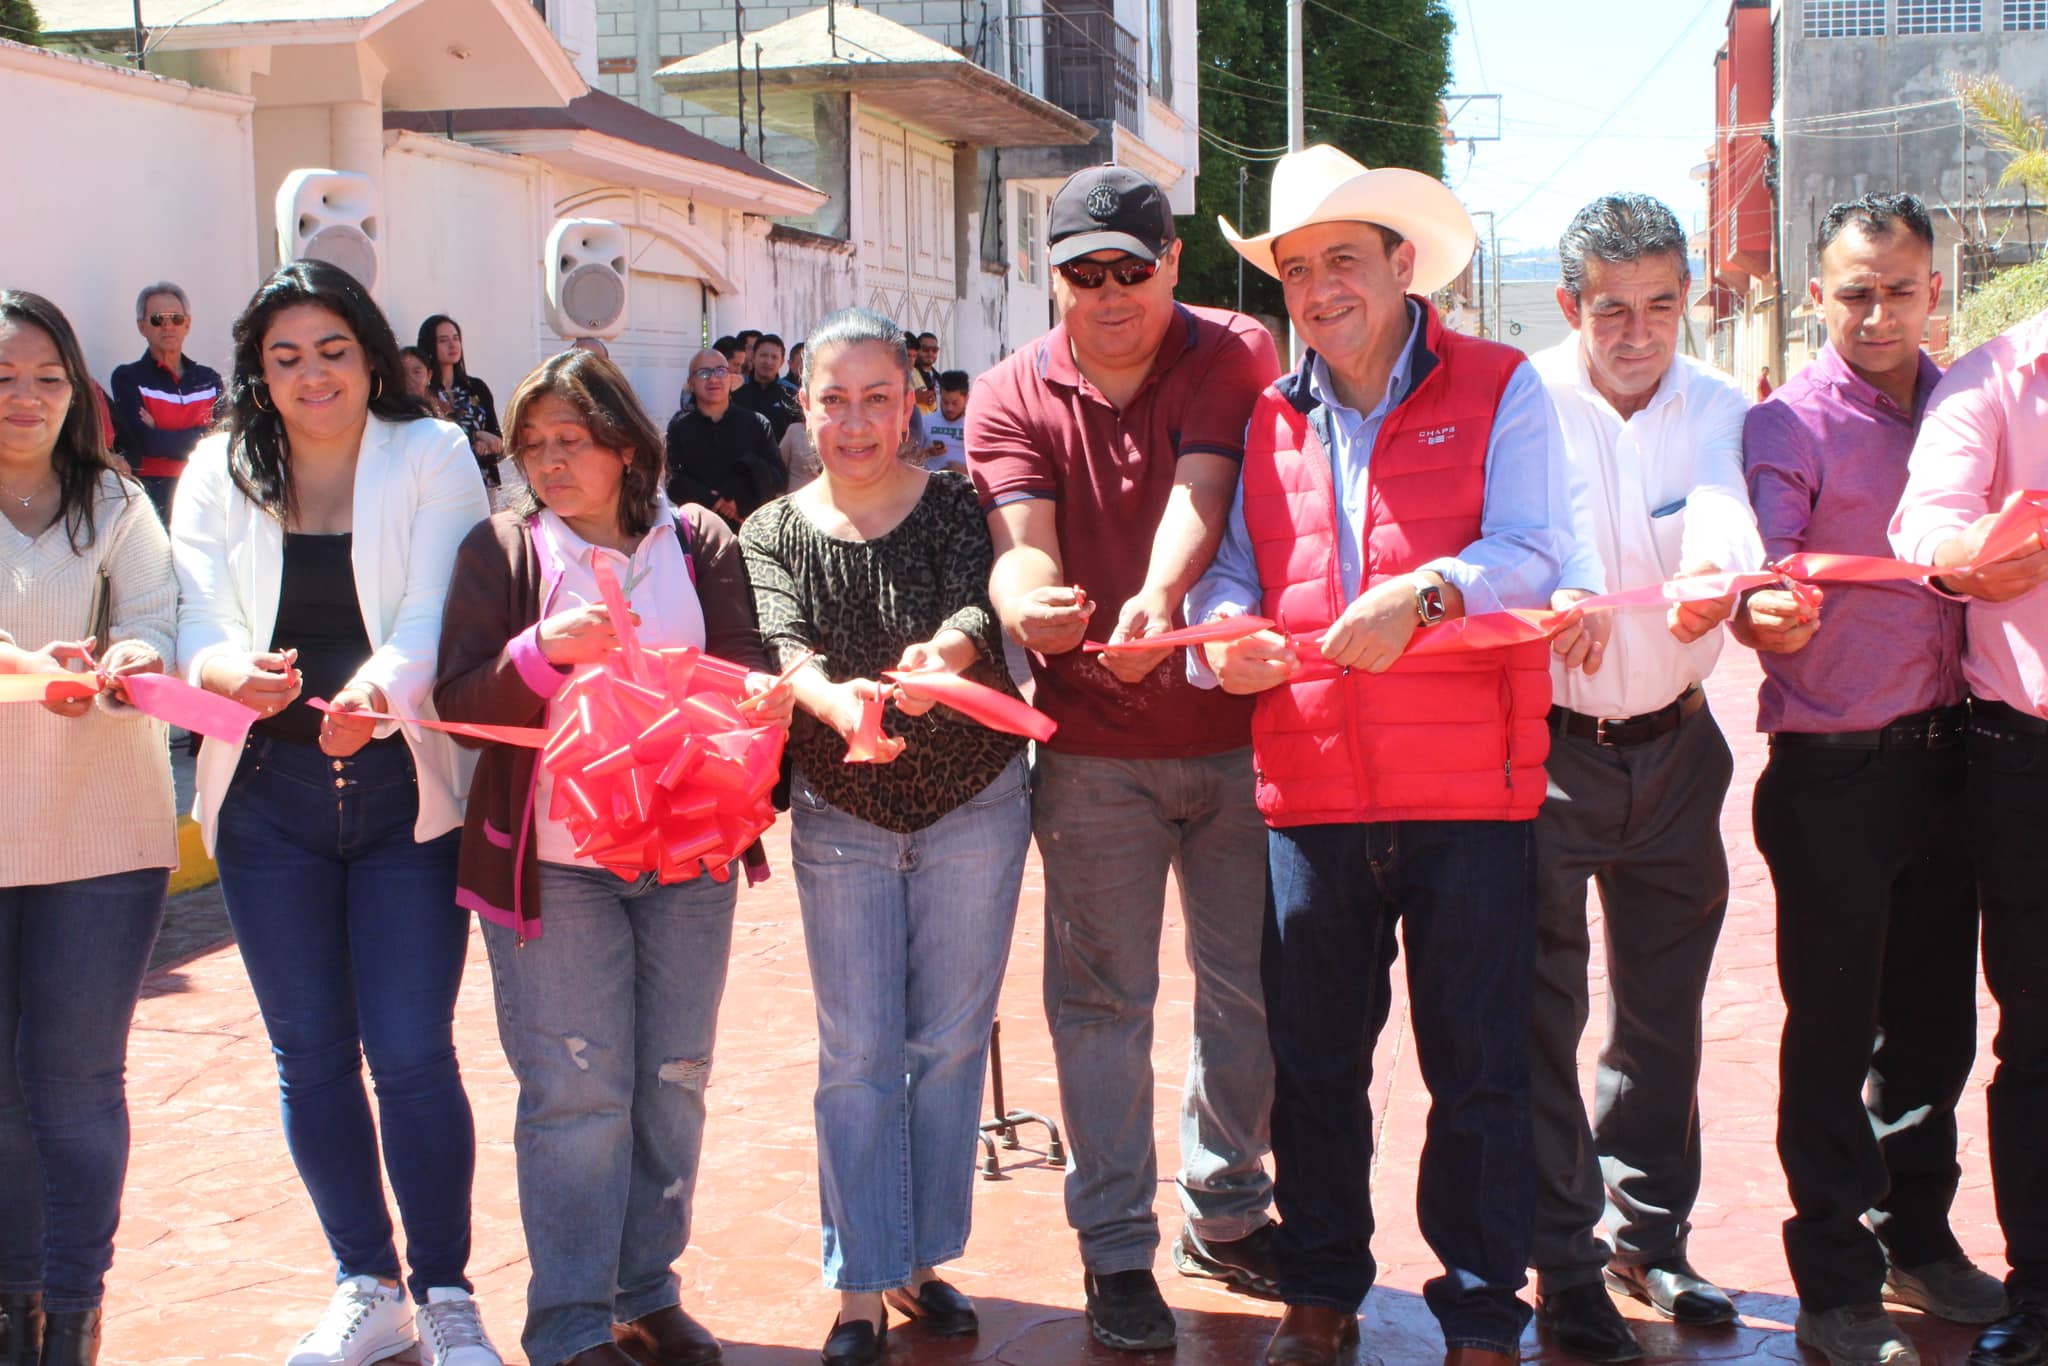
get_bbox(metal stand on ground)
[976,1020,1065,1180]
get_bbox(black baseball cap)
[1048,165,1177,265]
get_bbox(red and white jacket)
[1238,306,1553,827]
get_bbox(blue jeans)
[789,757,1031,1291]
[0,868,167,1311]
[481,862,737,1366]
[1265,819,1537,1356]
[213,735,475,1303]
[1031,747,1274,1273]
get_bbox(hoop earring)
[250,385,271,412]
[371,374,384,402]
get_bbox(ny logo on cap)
[1086,184,1121,221]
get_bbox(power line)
[1496,0,1718,230]
[1200,129,1287,162]
[1196,82,1450,134]
[1459,0,1490,90]
[1302,0,1439,57]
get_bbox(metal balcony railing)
[973,6,1142,134]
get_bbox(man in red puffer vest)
[1191,145,1575,1366]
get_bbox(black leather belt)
[1770,703,1968,751]
[1552,684,1705,748]
[1969,696,2048,740]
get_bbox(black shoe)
[1604,1259,1738,1326]
[882,1280,978,1337]
[1536,1282,1644,1363]
[820,1315,884,1366]
[614,1304,723,1365]
[1084,1270,1176,1352]
[1972,1301,2048,1366]
[0,1293,41,1366]
[36,1309,99,1366]
[1173,1222,1281,1299]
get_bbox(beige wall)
[1,44,259,389]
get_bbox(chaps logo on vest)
[1416,424,1457,446]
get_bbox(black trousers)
[1755,738,1979,1312]
[1966,708,2048,1303]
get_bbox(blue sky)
[1441,0,1726,255]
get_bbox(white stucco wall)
[381,133,551,414]
[0,42,259,391]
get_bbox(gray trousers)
[1033,746,1276,1275]
[1529,703,1733,1292]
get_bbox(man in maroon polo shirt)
[966,165,1282,1352]
[1740,192,2006,1366]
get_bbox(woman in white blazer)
[169,261,499,1366]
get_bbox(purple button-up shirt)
[1742,343,1966,733]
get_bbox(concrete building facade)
[1707,0,2048,382]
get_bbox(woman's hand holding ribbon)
[318,682,386,758]
[537,601,640,666]
[200,647,301,720]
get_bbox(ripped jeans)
[481,861,737,1366]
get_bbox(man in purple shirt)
[1738,193,2006,1366]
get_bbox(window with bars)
[1803,0,1886,34]
[2006,0,2047,28]
[1897,0,1982,30]
[1015,187,1040,285]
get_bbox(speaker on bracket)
[276,169,382,293]
[547,218,629,339]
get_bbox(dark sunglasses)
[147,312,189,327]
[1055,256,1160,290]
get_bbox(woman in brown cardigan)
[432,350,790,1366]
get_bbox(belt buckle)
[1925,710,1960,749]
[1593,715,1629,746]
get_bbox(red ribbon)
[881,669,1059,742]
[0,668,258,744]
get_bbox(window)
[1803,0,1885,34]
[1897,0,1981,30]
[2007,0,2047,27]
[1146,0,1173,103]
[1015,186,1040,284]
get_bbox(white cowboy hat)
[1221,144,1476,294]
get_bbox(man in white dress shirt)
[1524,193,1763,1363]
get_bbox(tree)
[1951,75,2048,355]
[1178,0,1454,318]
[1,0,42,44]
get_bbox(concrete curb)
[167,816,215,895]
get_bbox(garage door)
[612,269,706,427]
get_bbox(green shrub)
[1953,256,2048,355]
[0,0,41,44]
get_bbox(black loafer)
[820,1315,885,1366]
[883,1279,978,1337]
[1605,1259,1738,1326]
[1536,1282,1644,1363]
[615,1304,723,1365]
[1971,1300,2048,1366]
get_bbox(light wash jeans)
[1031,746,1275,1274]
[789,756,1031,1292]
[481,862,736,1366]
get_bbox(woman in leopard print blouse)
[740,309,1029,1366]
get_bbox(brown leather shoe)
[614,1305,723,1365]
[1442,1347,1517,1365]
[1265,1304,1360,1365]
[560,1345,640,1366]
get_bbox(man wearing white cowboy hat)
[1190,143,1576,1366]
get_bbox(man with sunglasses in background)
[663,345,784,528]
[109,280,221,521]
[967,164,1283,1352]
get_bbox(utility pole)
[1285,0,1305,151]
[734,0,747,156]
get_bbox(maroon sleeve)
[965,348,1056,510]
[1176,316,1283,462]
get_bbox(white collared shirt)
[1534,340,1762,718]
[532,497,707,869]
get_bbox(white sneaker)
[285,1275,416,1366]
[417,1287,503,1366]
